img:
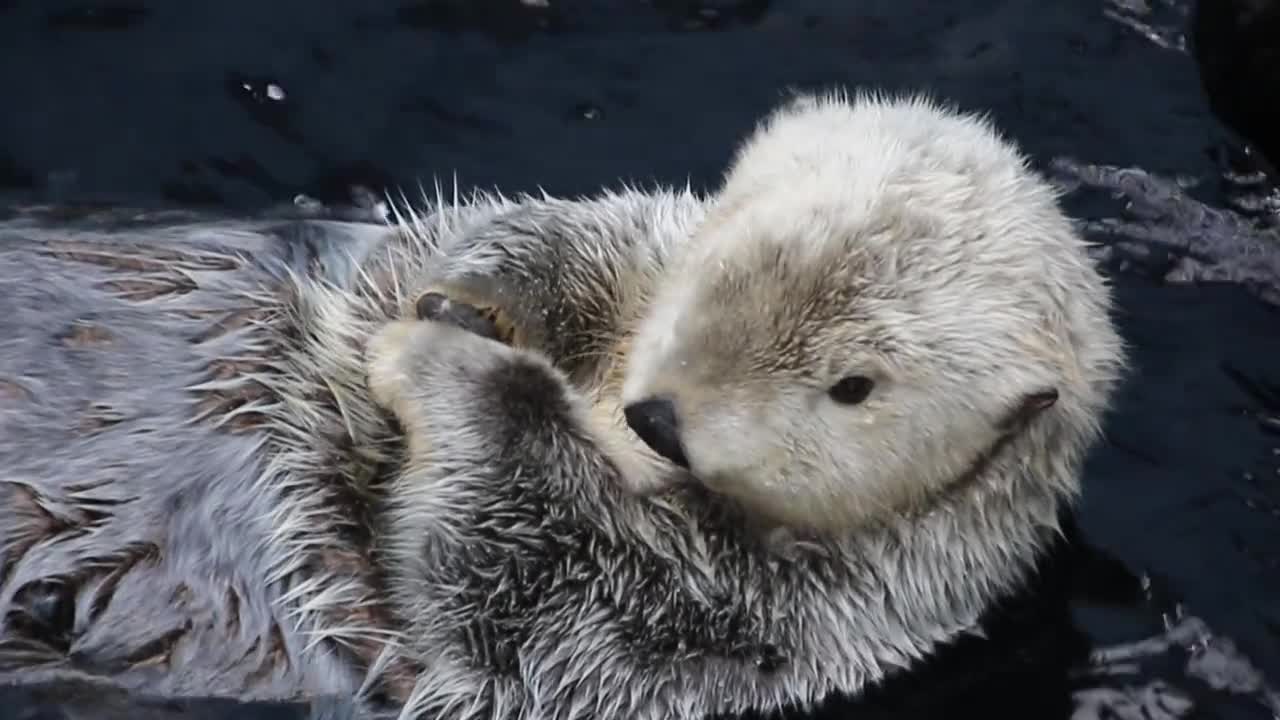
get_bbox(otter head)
[620,92,1125,535]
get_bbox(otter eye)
[828,376,874,405]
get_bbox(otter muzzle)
[623,397,690,469]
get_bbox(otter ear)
[998,388,1059,433]
[1023,388,1059,413]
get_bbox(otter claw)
[414,292,512,344]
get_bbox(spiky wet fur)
[0,204,418,709]
[0,187,706,716]
[0,91,1125,720]
[369,93,1126,718]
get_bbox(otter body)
[0,190,704,714]
[368,93,1124,718]
[0,92,1124,720]
[0,206,410,707]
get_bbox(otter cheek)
[677,422,742,487]
[702,441,787,496]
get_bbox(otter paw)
[365,317,515,414]
[413,290,517,345]
[365,320,422,412]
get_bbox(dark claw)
[414,292,503,342]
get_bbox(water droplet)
[570,103,603,122]
[226,72,302,142]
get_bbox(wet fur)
[369,92,1127,718]
[0,92,1125,720]
[0,206,415,708]
[0,189,703,715]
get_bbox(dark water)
[0,0,1278,718]
[0,0,1239,205]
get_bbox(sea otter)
[364,90,1126,718]
[0,91,1124,720]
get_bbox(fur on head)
[622,90,1127,533]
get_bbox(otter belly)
[0,210,393,705]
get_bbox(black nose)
[623,397,689,469]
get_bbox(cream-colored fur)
[620,91,1124,531]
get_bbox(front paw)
[365,320,422,413]
[412,287,520,346]
[365,318,513,415]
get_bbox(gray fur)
[0,190,706,715]
[0,206,405,707]
[0,92,1126,720]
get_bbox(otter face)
[618,94,1122,534]
[620,212,1078,533]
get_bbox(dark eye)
[828,376,874,405]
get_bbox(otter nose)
[623,397,689,469]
